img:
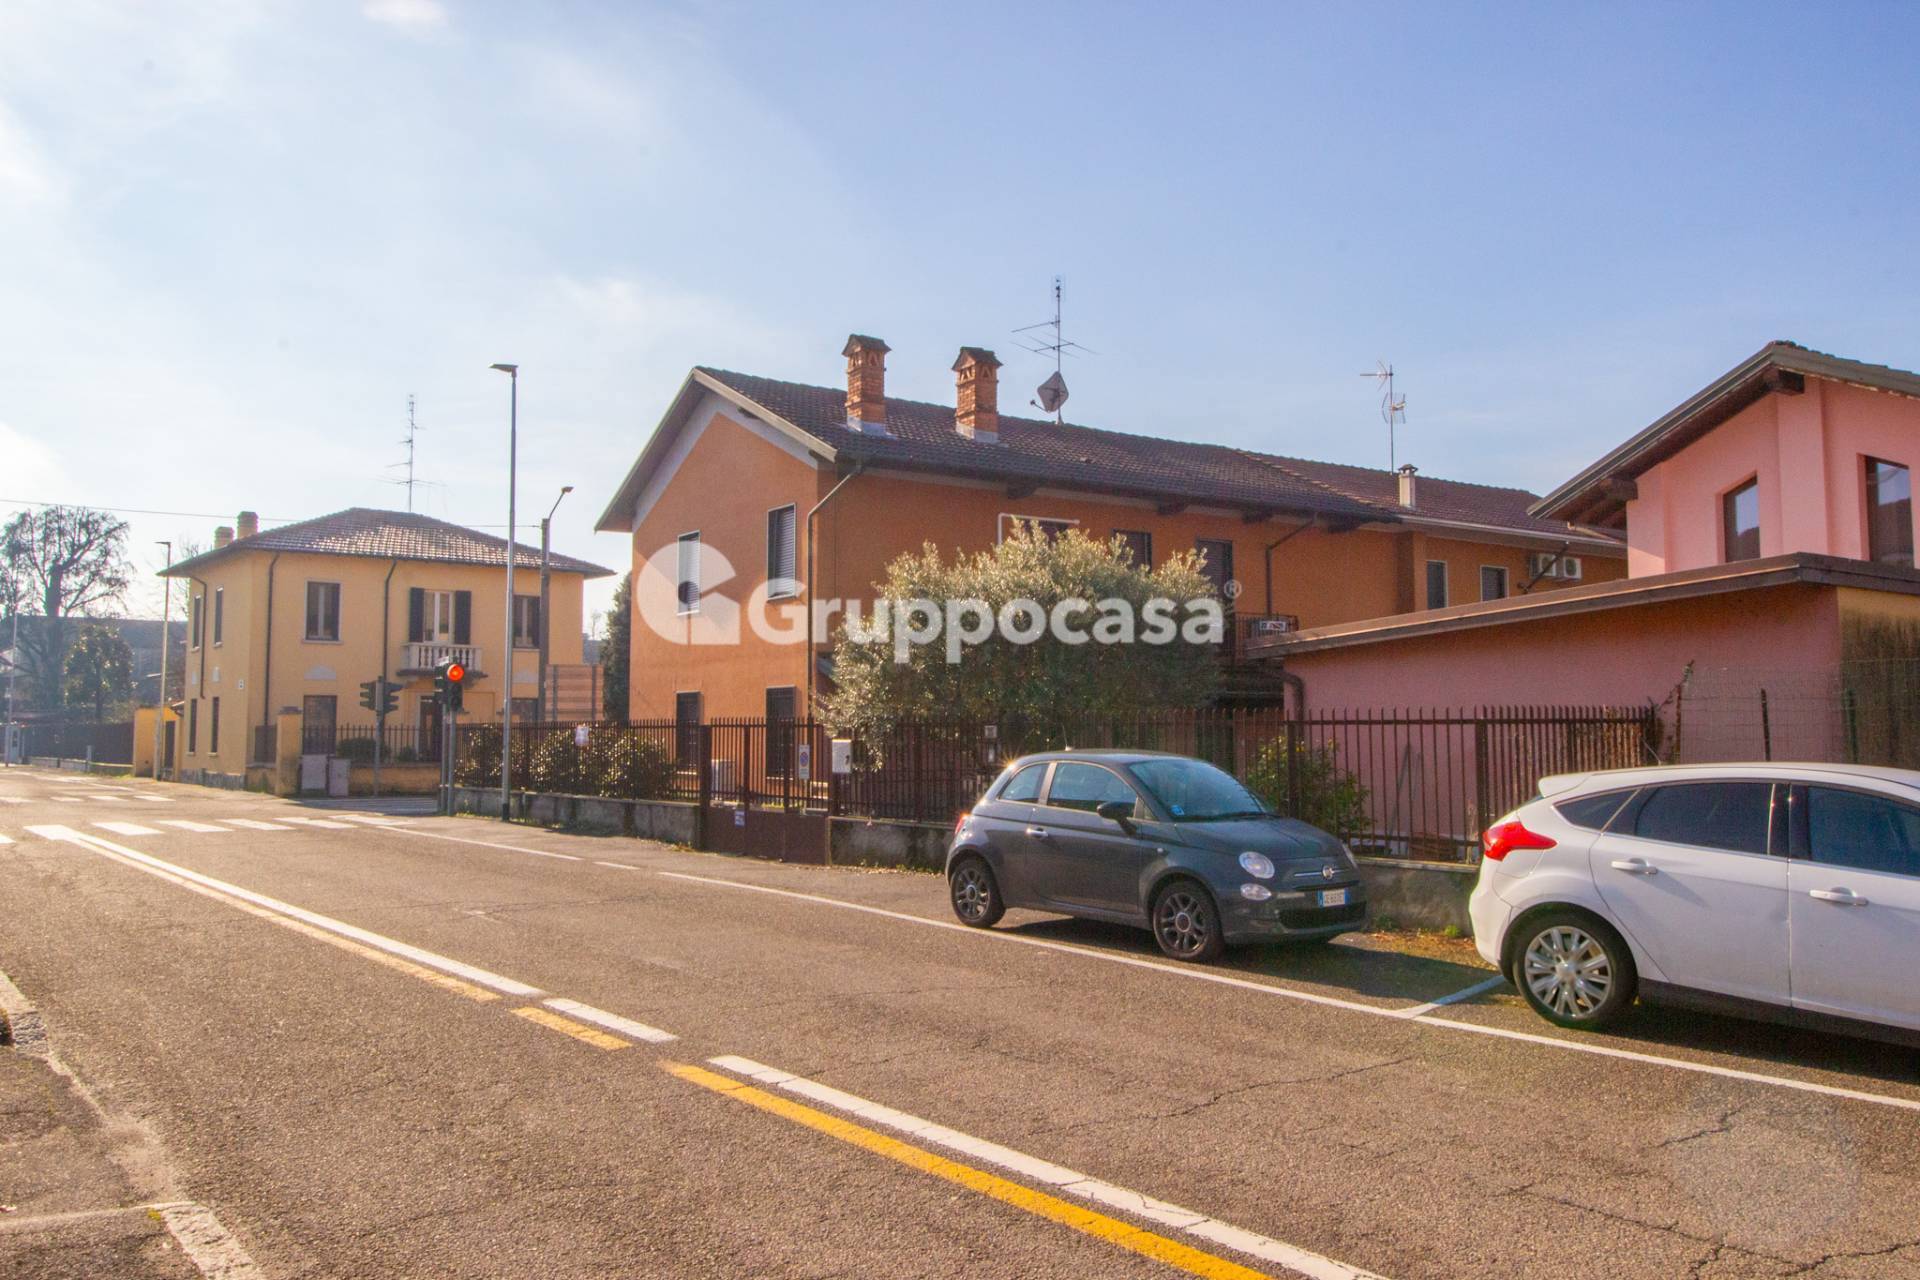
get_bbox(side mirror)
[1096,800,1135,828]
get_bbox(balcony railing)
[400,641,482,673]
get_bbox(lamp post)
[538,485,573,722]
[155,541,172,781]
[490,362,518,822]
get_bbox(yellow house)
[160,508,613,785]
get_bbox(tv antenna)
[1359,360,1407,471]
[1014,275,1093,422]
[386,394,439,511]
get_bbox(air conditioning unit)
[1529,553,1583,581]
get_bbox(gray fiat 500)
[945,750,1368,960]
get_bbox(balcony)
[399,642,483,675]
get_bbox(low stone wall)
[829,817,950,872]
[450,785,698,845]
[29,758,132,776]
[175,767,247,790]
[348,762,441,796]
[1352,856,1476,933]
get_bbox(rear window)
[1554,789,1636,832]
[1630,782,1773,855]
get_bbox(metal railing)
[400,641,481,672]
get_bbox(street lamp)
[538,485,573,721]
[490,362,518,822]
[155,541,172,781]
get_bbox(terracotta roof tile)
[163,508,614,578]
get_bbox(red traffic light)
[445,662,466,684]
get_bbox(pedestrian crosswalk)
[4,812,408,844]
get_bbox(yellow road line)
[663,1062,1273,1280]
[511,1005,630,1050]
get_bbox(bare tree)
[1,506,132,711]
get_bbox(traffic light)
[358,679,380,712]
[434,658,468,711]
[377,679,400,716]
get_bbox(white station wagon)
[1472,763,1920,1043]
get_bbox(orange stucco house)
[595,335,1624,725]
[1257,342,1920,761]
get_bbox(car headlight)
[1239,883,1274,901]
[1238,851,1276,879]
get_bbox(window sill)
[303,636,344,644]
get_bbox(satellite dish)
[1035,370,1069,414]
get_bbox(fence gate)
[699,721,830,863]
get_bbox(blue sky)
[4,1,1917,627]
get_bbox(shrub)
[335,735,378,763]
[455,725,501,787]
[524,729,583,793]
[581,729,676,798]
[1243,737,1370,839]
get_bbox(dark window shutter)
[408,588,425,643]
[529,596,542,647]
[453,591,472,645]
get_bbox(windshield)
[1127,759,1270,822]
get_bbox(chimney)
[1396,464,1418,509]
[236,510,259,540]
[214,525,234,549]
[843,334,890,433]
[953,347,1002,442]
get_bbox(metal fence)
[301,721,442,764]
[449,705,1658,863]
[22,720,135,764]
[1657,662,1920,771]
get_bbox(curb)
[0,967,47,1054]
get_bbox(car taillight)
[1482,819,1556,862]
[954,811,970,835]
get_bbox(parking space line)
[704,1055,1387,1279]
[1393,975,1507,1019]
[595,860,642,870]
[511,1004,629,1050]
[664,869,1920,1116]
[383,826,585,862]
[668,1061,1293,1280]
[542,997,676,1043]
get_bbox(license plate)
[1318,888,1350,908]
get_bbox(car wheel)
[949,856,1004,928]
[1513,911,1636,1030]
[1151,879,1225,962]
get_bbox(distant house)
[595,334,1623,723]
[1258,343,1920,761]
[160,508,612,785]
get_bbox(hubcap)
[953,866,990,921]
[1155,889,1211,956]
[1521,925,1613,1019]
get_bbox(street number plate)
[1319,888,1349,907]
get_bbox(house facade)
[596,335,1625,723]
[160,508,611,783]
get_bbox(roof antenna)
[1014,275,1092,423]
[1359,360,1407,471]
[386,393,439,510]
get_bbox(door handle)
[1025,826,1051,840]
[1610,858,1657,875]
[1809,888,1869,907]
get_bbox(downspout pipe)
[260,554,280,731]
[803,462,864,719]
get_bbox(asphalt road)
[4,765,1920,1279]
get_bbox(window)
[999,514,1077,543]
[1867,458,1913,568]
[513,595,541,649]
[190,594,204,649]
[187,699,199,753]
[1046,762,1139,815]
[1555,790,1636,832]
[1425,561,1449,609]
[302,695,337,754]
[305,581,341,641]
[1114,529,1152,568]
[1805,786,1920,877]
[766,505,798,598]
[1195,539,1234,601]
[674,691,703,762]
[765,686,797,775]
[1479,566,1508,601]
[999,763,1048,803]
[209,696,220,755]
[510,697,539,724]
[1630,782,1773,855]
[212,588,224,645]
[1129,758,1269,822]
[677,533,701,614]
[1722,478,1760,562]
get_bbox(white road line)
[219,818,291,831]
[27,825,544,997]
[594,860,642,870]
[1393,975,1508,1019]
[334,814,407,825]
[49,795,85,803]
[152,1201,267,1280]
[129,794,174,803]
[157,819,231,834]
[279,816,355,830]
[93,821,163,837]
[708,1055,1387,1280]
[383,826,585,862]
[0,832,13,844]
[667,870,1920,1117]
[542,998,677,1043]
[90,795,127,803]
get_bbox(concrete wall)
[450,785,698,844]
